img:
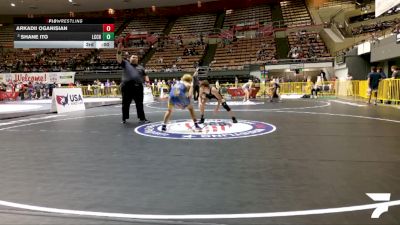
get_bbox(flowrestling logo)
[135,119,276,140]
[56,94,83,107]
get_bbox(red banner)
[258,24,274,36]
[146,35,158,45]
[0,92,19,101]
[227,88,259,98]
[219,29,234,39]
[227,88,245,97]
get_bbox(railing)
[264,57,334,65]
[80,85,121,97]
[2,80,399,104]
[333,25,398,55]
[342,79,400,103]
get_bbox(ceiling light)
[11,3,16,7]
[68,0,73,2]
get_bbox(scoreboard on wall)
[14,18,115,49]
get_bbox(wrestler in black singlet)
[205,87,221,99]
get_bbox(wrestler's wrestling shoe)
[232,117,238,123]
[199,117,205,124]
[194,122,201,129]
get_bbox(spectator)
[391,65,400,79]
[320,70,327,81]
[311,77,322,99]
[367,66,382,105]
[242,79,253,102]
[269,79,281,102]
[377,67,386,79]
[235,76,239,88]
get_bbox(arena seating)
[351,19,400,36]
[94,47,144,66]
[168,13,216,37]
[210,4,275,70]
[146,13,216,72]
[212,37,277,70]
[0,2,332,73]
[1,49,49,71]
[319,0,354,8]
[120,16,168,37]
[287,31,330,59]
[145,40,205,72]
[0,48,94,72]
[114,17,126,33]
[0,25,14,48]
[280,0,312,27]
[223,4,272,28]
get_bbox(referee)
[116,43,150,124]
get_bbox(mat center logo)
[135,119,276,139]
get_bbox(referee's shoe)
[138,119,151,124]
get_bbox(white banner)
[51,88,85,114]
[375,0,400,17]
[0,72,75,84]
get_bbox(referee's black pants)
[121,81,146,121]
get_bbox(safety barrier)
[377,79,400,103]
[80,85,170,98]
[279,82,311,95]
[268,81,336,96]
[337,79,400,103]
[354,79,400,103]
[2,80,399,103]
[80,86,121,97]
[76,80,400,104]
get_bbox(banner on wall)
[51,88,85,114]
[0,72,75,84]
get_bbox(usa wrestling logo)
[135,119,276,140]
[56,94,83,107]
[56,94,69,106]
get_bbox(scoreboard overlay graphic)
[13,18,114,49]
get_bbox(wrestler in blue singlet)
[168,82,190,109]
